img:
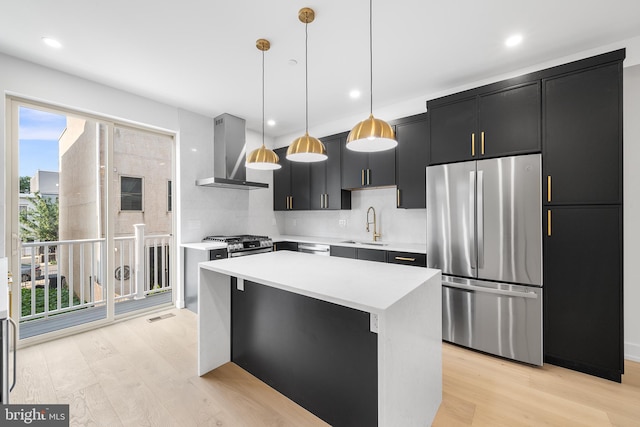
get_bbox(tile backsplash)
[275,187,426,244]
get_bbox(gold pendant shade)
[346,114,397,152]
[246,38,281,170]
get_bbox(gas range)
[203,235,273,257]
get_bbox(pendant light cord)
[262,48,265,147]
[305,18,309,134]
[369,0,373,116]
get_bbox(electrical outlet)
[292,219,297,227]
[339,219,347,227]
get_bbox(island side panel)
[198,268,231,376]
[232,280,378,427]
[378,271,442,426]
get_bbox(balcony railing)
[20,226,172,322]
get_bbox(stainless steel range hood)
[196,113,269,190]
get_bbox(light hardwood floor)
[10,308,640,426]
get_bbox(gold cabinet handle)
[361,169,365,186]
[547,176,552,202]
[471,133,476,156]
[547,210,552,236]
[397,189,401,207]
[481,131,485,155]
[395,256,416,262]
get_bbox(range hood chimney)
[196,113,269,190]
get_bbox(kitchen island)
[198,251,442,426]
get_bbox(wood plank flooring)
[10,308,640,426]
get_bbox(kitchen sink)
[340,240,389,246]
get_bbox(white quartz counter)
[200,251,436,314]
[180,241,227,251]
[273,234,426,254]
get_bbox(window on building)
[167,180,172,212]
[121,176,143,211]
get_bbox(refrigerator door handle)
[469,171,477,269]
[9,317,17,392]
[477,170,484,268]
[443,280,539,299]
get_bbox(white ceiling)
[1,0,640,137]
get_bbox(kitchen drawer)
[209,248,228,260]
[274,241,299,252]
[386,251,426,267]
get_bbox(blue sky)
[19,107,66,177]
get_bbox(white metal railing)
[113,229,172,302]
[19,227,173,321]
[20,238,106,321]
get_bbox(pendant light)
[246,39,281,170]
[346,0,397,152]
[286,7,327,163]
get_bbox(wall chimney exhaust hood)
[196,113,269,190]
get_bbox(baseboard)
[625,341,640,362]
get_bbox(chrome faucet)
[366,206,381,241]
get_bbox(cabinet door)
[543,63,622,205]
[429,97,476,164]
[274,241,299,251]
[396,117,429,208]
[290,162,310,210]
[330,245,357,259]
[273,147,291,211]
[309,160,326,210]
[544,206,622,381]
[341,144,369,189]
[356,248,386,263]
[386,251,426,267]
[367,146,396,187]
[325,135,350,209]
[479,82,540,157]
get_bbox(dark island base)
[231,278,378,427]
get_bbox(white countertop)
[273,234,427,254]
[199,250,439,314]
[181,241,227,251]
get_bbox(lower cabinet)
[274,241,298,251]
[544,205,623,382]
[386,251,427,267]
[329,246,425,266]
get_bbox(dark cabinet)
[273,147,310,211]
[386,251,426,267]
[543,63,622,205]
[274,241,298,251]
[310,134,351,210]
[329,245,386,263]
[544,206,622,382]
[429,82,540,165]
[342,141,396,189]
[394,114,429,208]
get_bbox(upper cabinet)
[543,63,622,205]
[394,113,429,208]
[342,140,396,189]
[273,147,310,211]
[310,134,351,210]
[429,81,541,165]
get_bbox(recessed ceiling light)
[42,37,62,49]
[505,34,523,47]
[267,119,276,127]
[349,90,361,99]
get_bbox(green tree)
[20,176,31,193]
[19,192,59,242]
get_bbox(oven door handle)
[229,247,273,257]
[443,280,539,299]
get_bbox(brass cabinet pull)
[397,189,401,207]
[481,131,485,155]
[547,176,552,202]
[471,133,476,156]
[395,257,416,262]
[320,193,324,208]
[367,169,371,185]
[361,169,365,186]
[547,210,552,236]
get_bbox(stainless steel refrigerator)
[426,154,543,365]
